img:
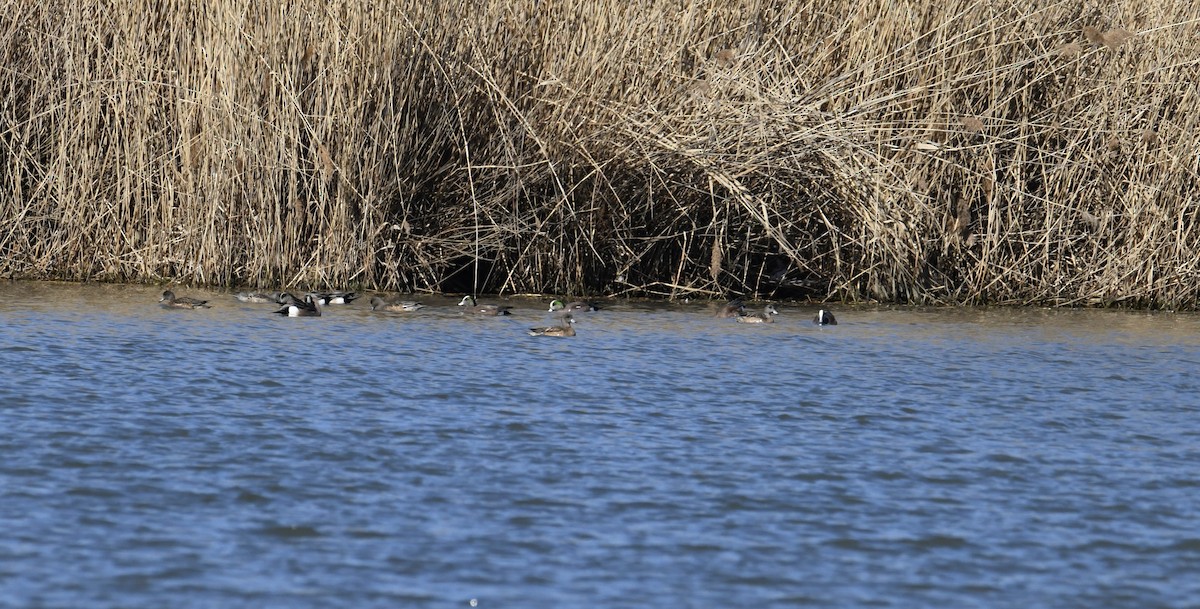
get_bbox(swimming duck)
[715,298,746,318]
[159,290,211,309]
[529,314,576,337]
[233,291,281,304]
[458,295,513,316]
[275,292,305,306]
[311,291,359,305]
[548,299,599,313]
[273,293,322,317]
[813,309,838,326]
[369,296,424,312]
[736,304,779,323]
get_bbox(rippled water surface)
[2,282,1199,608]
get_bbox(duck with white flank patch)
[813,309,837,326]
[273,293,322,317]
[310,291,359,305]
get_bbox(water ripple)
[2,286,1200,607]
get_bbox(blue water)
[2,282,1199,608]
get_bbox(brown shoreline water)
[3,281,1199,608]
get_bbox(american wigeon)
[369,296,424,312]
[715,298,746,318]
[159,290,211,309]
[233,291,281,304]
[736,304,779,323]
[458,295,513,316]
[273,293,322,317]
[813,309,837,325]
[548,299,599,313]
[528,313,576,337]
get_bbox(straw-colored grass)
[2,0,1199,307]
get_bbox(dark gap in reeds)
[2,1,1198,307]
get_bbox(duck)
[311,291,359,305]
[233,291,281,304]
[275,292,305,306]
[369,296,424,312]
[529,314,576,337]
[813,309,838,326]
[736,304,779,323]
[548,299,599,313]
[273,293,322,317]
[159,290,211,309]
[458,295,513,316]
[715,298,746,318]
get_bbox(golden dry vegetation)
[2,0,1198,306]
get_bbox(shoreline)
[0,277,1188,311]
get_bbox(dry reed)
[2,0,1199,307]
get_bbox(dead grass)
[2,0,1198,307]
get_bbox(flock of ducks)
[158,290,838,337]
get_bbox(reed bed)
[2,0,1198,307]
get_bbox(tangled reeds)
[2,0,1198,307]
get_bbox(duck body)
[813,309,838,326]
[549,299,599,313]
[276,292,305,306]
[529,314,576,337]
[715,298,746,318]
[273,294,322,317]
[369,296,425,312]
[160,290,211,309]
[458,295,513,316]
[736,304,779,323]
[234,291,281,304]
[311,291,359,305]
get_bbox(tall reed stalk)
[2,0,1198,307]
